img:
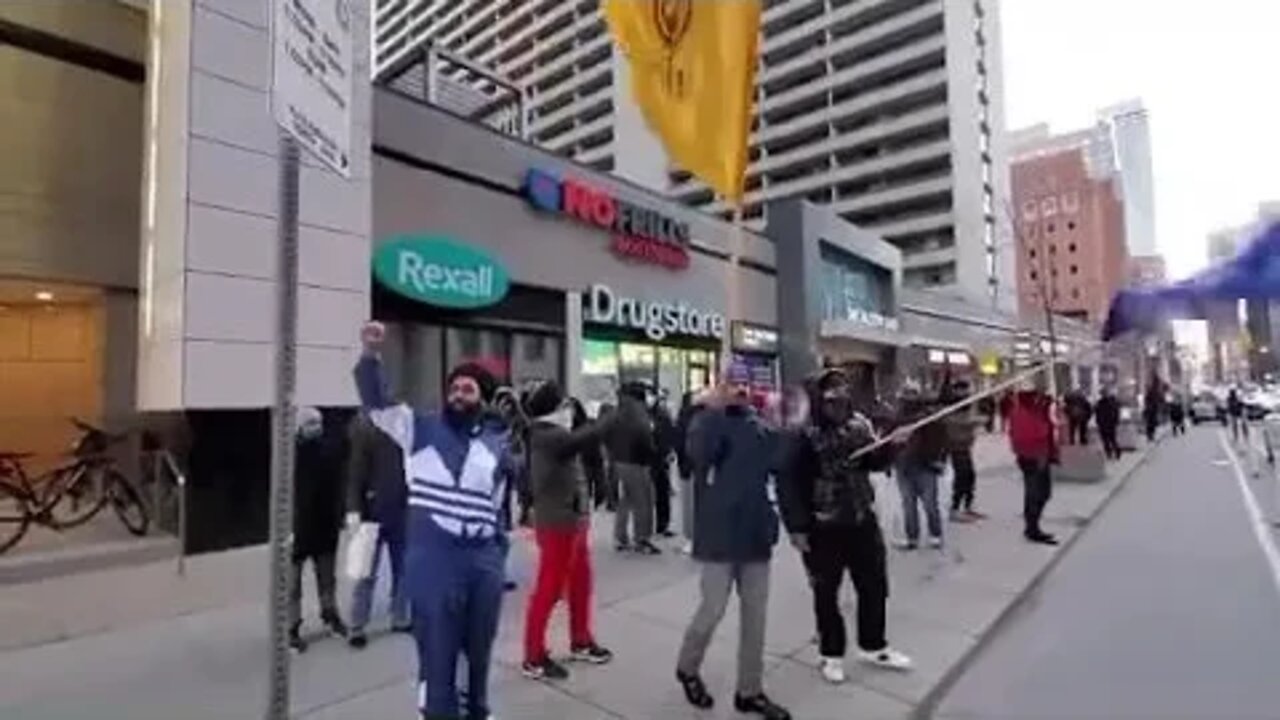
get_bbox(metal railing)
[146,449,188,576]
[376,41,527,139]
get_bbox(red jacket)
[1008,391,1056,461]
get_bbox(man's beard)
[444,401,481,429]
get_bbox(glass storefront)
[384,322,563,408]
[581,338,717,412]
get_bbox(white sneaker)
[819,657,846,684]
[679,541,693,555]
[858,647,913,671]
[929,536,944,549]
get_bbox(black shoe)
[289,629,308,654]
[504,579,518,591]
[347,631,367,650]
[1025,531,1059,546]
[616,541,632,553]
[659,529,677,538]
[321,610,348,638]
[634,540,662,555]
[676,671,714,709]
[391,622,413,634]
[734,692,791,720]
[522,657,570,681]
[570,642,614,664]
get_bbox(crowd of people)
[282,320,1178,720]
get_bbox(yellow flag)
[604,0,761,203]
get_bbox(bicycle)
[0,419,149,555]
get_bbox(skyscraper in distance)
[1098,100,1157,257]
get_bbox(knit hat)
[447,362,497,402]
[814,368,849,396]
[523,379,564,418]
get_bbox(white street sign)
[272,0,353,177]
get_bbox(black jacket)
[527,415,614,528]
[606,395,655,466]
[346,414,407,534]
[894,396,948,470]
[676,402,707,478]
[294,434,344,559]
[690,404,780,563]
[778,414,892,533]
[1095,395,1121,429]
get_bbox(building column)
[565,290,583,401]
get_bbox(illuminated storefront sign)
[583,284,724,341]
[523,168,692,270]
[731,321,779,354]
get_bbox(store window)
[511,333,561,387]
[819,242,893,321]
[580,338,718,413]
[446,327,511,383]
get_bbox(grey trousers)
[677,561,770,696]
[290,553,338,627]
[680,476,695,542]
[614,462,654,545]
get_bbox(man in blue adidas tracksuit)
[353,321,513,720]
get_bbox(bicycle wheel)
[44,465,109,529]
[0,481,31,554]
[107,472,149,536]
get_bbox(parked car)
[1190,392,1224,424]
[1245,390,1280,420]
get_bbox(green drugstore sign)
[373,235,510,309]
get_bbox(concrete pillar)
[565,290,584,401]
[137,0,372,411]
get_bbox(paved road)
[935,427,1280,719]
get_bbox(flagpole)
[724,203,745,376]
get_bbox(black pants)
[801,518,888,658]
[652,461,672,534]
[1098,424,1120,459]
[1017,457,1053,537]
[950,448,976,512]
[1067,420,1089,445]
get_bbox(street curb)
[911,439,1162,720]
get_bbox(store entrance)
[581,339,719,414]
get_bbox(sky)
[999,0,1280,281]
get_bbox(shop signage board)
[583,284,725,341]
[731,321,779,354]
[374,235,511,309]
[272,0,354,177]
[523,168,692,270]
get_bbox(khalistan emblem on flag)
[652,0,693,96]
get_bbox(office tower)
[1098,100,1157,257]
[373,0,1012,303]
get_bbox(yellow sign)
[979,353,1001,376]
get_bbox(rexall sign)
[373,235,510,309]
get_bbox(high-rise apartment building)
[1098,100,1156,257]
[373,0,1013,306]
[1010,124,1128,325]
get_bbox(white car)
[1189,392,1223,424]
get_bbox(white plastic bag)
[344,521,380,581]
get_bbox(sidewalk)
[0,434,1153,720]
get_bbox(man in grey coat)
[607,382,660,555]
[674,363,791,720]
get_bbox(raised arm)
[352,322,414,451]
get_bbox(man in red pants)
[521,380,616,680]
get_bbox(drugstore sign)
[373,235,510,309]
[523,167,692,270]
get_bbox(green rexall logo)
[373,235,510,309]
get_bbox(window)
[1030,270,1038,281]
[1068,242,1078,252]
[1070,264,1079,275]
[1029,248,1037,259]
[1068,222,1077,232]
[1022,199,1038,220]
[1041,197,1059,217]
[1049,244,1057,254]
[1063,191,1080,213]
[1047,222,1056,234]
[1071,288,1080,299]
[1051,267,1058,277]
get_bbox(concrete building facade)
[1011,126,1128,326]
[373,0,1014,306]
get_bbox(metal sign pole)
[266,133,301,720]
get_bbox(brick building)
[1011,125,1128,325]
